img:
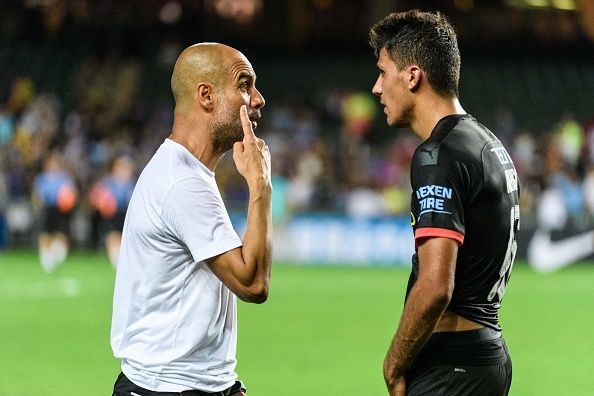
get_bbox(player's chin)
[384,112,397,127]
[386,117,399,127]
[389,117,408,129]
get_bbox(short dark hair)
[369,10,460,98]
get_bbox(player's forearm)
[239,184,272,302]
[384,281,450,383]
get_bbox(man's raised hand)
[233,105,271,191]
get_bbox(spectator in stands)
[555,112,585,167]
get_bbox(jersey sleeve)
[411,160,465,245]
[161,177,242,263]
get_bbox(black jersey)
[407,114,520,331]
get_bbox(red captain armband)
[415,228,464,246]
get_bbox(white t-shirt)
[111,138,242,392]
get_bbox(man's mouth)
[249,113,261,130]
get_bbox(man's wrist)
[248,182,272,199]
[384,356,408,384]
[385,368,406,384]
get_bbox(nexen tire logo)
[416,185,453,217]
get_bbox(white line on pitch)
[0,277,81,300]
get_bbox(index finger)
[239,105,257,141]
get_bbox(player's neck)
[170,114,221,172]
[411,96,465,141]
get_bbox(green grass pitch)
[1,251,593,395]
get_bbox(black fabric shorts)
[112,372,246,396]
[406,328,512,396]
[100,211,126,234]
[41,206,71,234]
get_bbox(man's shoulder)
[443,117,499,165]
[412,133,477,169]
[142,144,210,184]
[412,115,482,167]
[451,116,499,150]
[413,141,442,167]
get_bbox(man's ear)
[408,65,422,92]
[196,83,214,111]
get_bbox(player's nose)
[372,79,382,96]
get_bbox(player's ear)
[408,65,422,92]
[196,83,215,111]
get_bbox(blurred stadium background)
[1,0,594,395]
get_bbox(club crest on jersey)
[415,184,453,217]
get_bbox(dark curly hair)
[369,10,461,98]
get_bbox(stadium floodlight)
[551,0,577,10]
[504,0,577,10]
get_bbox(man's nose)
[251,88,265,109]
[372,80,382,97]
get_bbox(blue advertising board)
[231,214,414,266]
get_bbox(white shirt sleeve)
[161,176,242,263]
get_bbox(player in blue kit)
[32,152,78,272]
[370,10,518,396]
[89,154,136,267]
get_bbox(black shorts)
[100,211,126,234]
[41,206,71,235]
[406,328,512,396]
[112,372,247,396]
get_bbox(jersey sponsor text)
[416,184,453,214]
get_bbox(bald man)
[111,43,270,396]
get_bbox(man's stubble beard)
[388,101,413,129]
[210,107,244,155]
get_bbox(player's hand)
[384,352,406,396]
[233,105,271,192]
[386,375,406,396]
